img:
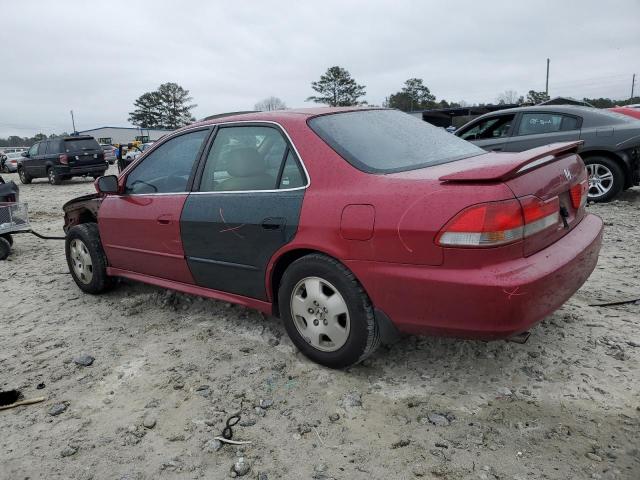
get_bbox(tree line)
[3,69,638,146]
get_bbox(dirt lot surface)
[1,167,639,480]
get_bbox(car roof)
[474,104,635,126]
[485,105,598,115]
[190,106,385,129]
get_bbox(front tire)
[278,254,380,368]
[584,156,624,202]
[65,223,115,294]
[48,167,62,185]
[18,167,32,184]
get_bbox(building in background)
[76,126,173,145]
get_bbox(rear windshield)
[64,138,101,153]
[308,109,485,173]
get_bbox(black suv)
[18,136,108,185]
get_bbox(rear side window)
[64,138,101,153]
[199,126,291,192]
[125,129,209,194]
[46,140,60,154]
[517,113,579,136]
[279,150,305,189]
[309,109,485,174]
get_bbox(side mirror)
[95,175,119,194]
[21,151,29,157]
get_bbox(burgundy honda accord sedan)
[63,108,603,368]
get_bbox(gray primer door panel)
[180,191,304,300]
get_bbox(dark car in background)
[455,105,640,202]
[18,136,108,185]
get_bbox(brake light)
[436,199,523,247]
[436,196,561,248]
[570,180,588,209]
[59,154,69,165]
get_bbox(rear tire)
[0,237,10,260]
[48,167,62,185]
[583,156,624,202]
[65,223,115,294]
[278,253,380,368]
[18,167,32,184]
[1,233,13,246]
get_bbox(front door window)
[125,129,209,194]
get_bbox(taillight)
[436,199,524,247]
[570,180,588,209]
[59,154,69,165]
[521,196,560,237]
[436,197,561,248]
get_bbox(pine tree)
[307,66,366,107]
[128,83,196,129]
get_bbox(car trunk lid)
[439,142,588,256]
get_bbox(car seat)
[218,147,275,191]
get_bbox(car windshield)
[64,138,100,153]
[308,109,486,173]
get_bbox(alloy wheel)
[586,163,613,199]
[289,276,351,352]
[70,239,93,284]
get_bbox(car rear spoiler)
[440,141,584,183]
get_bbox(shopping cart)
[0,202,30,259]
[0,202,66,260]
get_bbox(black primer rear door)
[180,124,307,300]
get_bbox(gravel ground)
[1,167,639,480]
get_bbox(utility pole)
[70,110,77,134]
[632,73,636,99]
[545,58,550,96]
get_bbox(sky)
[0,0,639,137]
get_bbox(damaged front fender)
[62,193,103,233]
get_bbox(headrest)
[225,147,265,177]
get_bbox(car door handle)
[261,217,285,230]
[157,214,172,225]
[491,147,503,151]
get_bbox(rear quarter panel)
[268,118,517,283]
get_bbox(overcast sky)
[1,0,638,137]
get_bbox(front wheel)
[18,167,32,184]
[65,223,115,293]
[584,156,624,202]
[278,254,380,368]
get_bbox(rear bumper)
[347,213,603,338]
[53,164,108,176]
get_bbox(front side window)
[517,113,579,136]
[28,143,39,156]
[310,109,486,174]
[199,126,295,192]
[459,115,515,140]
[125,129,208,194]
[37,142,48,155]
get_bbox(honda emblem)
[563,168,572,182]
